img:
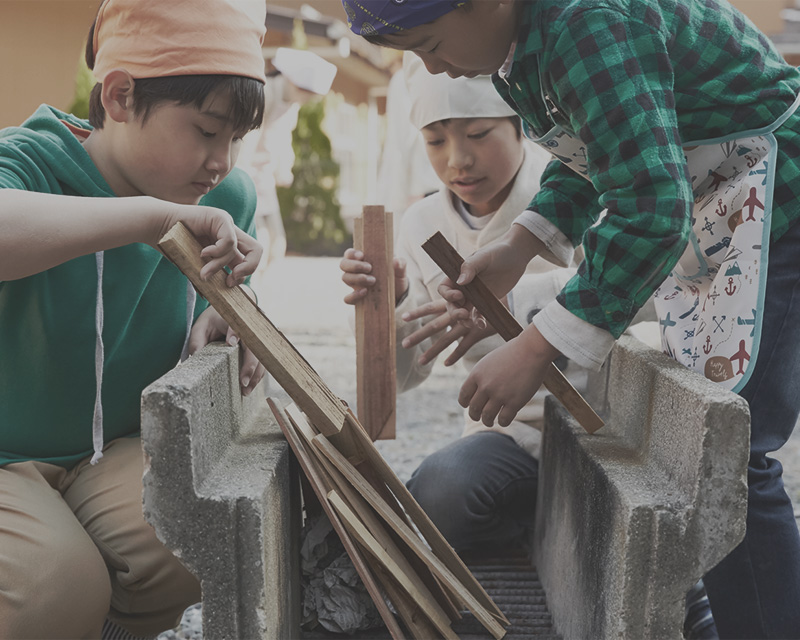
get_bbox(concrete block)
[535,336,749,639]
[141,343,300,639]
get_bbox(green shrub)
[277,99,350,256]
[68,54,93,120]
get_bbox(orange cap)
[91,0,267,84]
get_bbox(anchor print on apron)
[512,60,800,392]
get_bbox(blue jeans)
[406,431,539,552]
[704,220,800,639]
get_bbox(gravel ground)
[157,256,800,639]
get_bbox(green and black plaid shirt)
[495,0,800,337]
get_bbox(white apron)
[515,62,800,392]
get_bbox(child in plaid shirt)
[341,1,800,637]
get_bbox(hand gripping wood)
[158,222,347,435]
[421,231,604,434]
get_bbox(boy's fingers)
[458,377,477,408]
[401,312,452,349]
[226,326,239,347]
[199,255,229,280]
[243,363,266,397]
[340,258,373,274]
[443,328,480,366]
[437,282,465,305]
[467,388,489,423]
[456,263,476,286]
[497,405,520,428]
[187,331,205,356]
[421,325,468,364]
[401,299,447,322]
[342,272,376,289]
[343,289,369,305]
[239,349,263,395]
[343,248,364,261]
[481,400,503,427]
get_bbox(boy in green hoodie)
[0,0,269,636]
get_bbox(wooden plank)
[317,458,457,638]
[344,411,510,629]
[354,205,397,441]
[311,414,508,638]
[371,561,444,639]
[159,222,346,435]
[328,491,460,640]
[288,405,462,626]
[289,403,412,529]
[266,399,406,640]
[421,231,604,434]
[282,403,446,638]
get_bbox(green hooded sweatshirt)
[0,105,256,469]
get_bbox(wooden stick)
[328,491,459,640]
[311,416,508,638]
[354,206,397,441]
[372,561,444,639]
[421,231,604,434]
[159,222,346,436]
[344,411,510,628]
[288,405,462,626]
[266,399,405,640]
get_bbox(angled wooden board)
[343,411,509,630]
[329,490,459,640]
[159,222,346,435]
[267,399,405,640]
[309,412,507,638]
[421,231,604,434]
[288,404,461,628]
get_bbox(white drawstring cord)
[181,280,197,362]
[90,251,105,465]
[91,260,196,465]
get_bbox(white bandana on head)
[403,52,517,130]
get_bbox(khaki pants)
[0,437,200,639]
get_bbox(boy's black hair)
[84,18,265,131]
[363,1,473,47]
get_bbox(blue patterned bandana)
[341,0,466,36]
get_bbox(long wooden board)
[343,411,509,628]
[421,231,604,434]
[267,399,405,640]
[354,205,397,441]
[329,491,459,640]
[159,223,346,435]
[288,404,462,626]
[310,415,507,638]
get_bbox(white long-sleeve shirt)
[393,145,586,459]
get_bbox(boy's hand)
[188,305,266,396]
[438,225,545,326]
[401,299,497,366]
[459,324,560,427]
[154,201,263,287]
[340,248,408,305]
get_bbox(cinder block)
[535,336,749,639]
[141,343,300,639]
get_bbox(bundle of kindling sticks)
[159,219,602,638]
[159,221,509,639]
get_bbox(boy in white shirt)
[340,53,579,551]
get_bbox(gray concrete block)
[141,343,300,640]
[534,336,749,640]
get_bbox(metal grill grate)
[303,551,561,639]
